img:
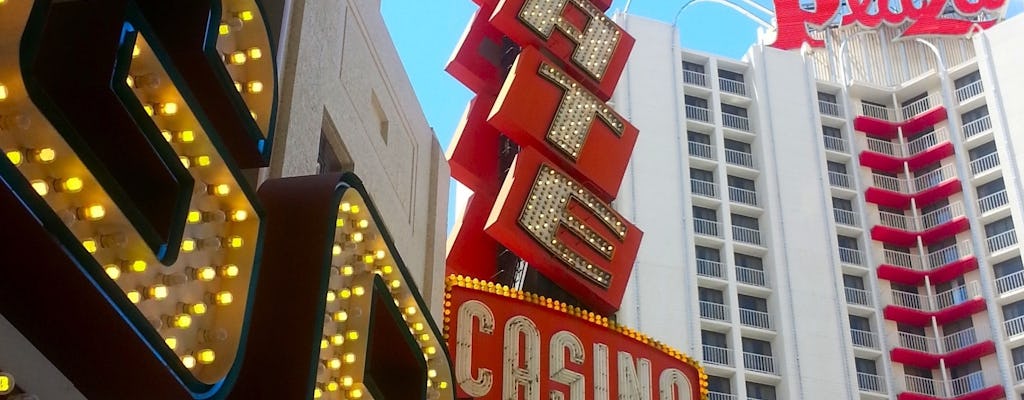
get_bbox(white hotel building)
[610,11,1024,400]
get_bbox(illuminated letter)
[486,149,642,314]
[594,343,610,400]
[658,369,693,400]
[617,352,652,400]
[489,47,639,201]
[490,0,635,99]
[457,300,496,397]
[503,316,541,400]
[550,331,586,400]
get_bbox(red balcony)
[876,242,979,286]
[871,202,971,247]
[898,370,1003,400]
[865,164,962,209]
[860,128,955,174]
[883,282,986,327]
[855,97,947,138]
[890,327,995,370]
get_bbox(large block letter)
[489,47,638,201]
[489,0,634,100]
[485,149,642,314]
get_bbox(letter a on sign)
[485,149,642,314]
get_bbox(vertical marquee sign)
[445,0,707,399]
[0,0,453,399]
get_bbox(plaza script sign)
[771,0,1007,49]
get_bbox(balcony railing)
[1007,315,1024,338]
[872,173,908,193]
[934,281,981,310]
[949,371,986,397]
[891,289,927,311]
[686,104,711,123]
[904,373,987,398]
[955,80,984,103]
[719,77,746,96]
[699,300,728,322]
[739,308,772,330]
[839,247,863,265]
[996,269,1024,295]
[697,258,724,279]
[850,328,879,349]
[894,331,938,353]
[977,190,1008,214]
[692,179,718,198]
[845,287,872,307]
[904,375,941,397]
[742,352,776,374]
[728,186,758,206]
[962,115,991,140]
[919,201,965,230]
[724,149,754,168]
[878,210,911,230]
[732,225,762,246]
[942,327,980,352]
[857,372,886,393]
[834,208,857,226]
[735,266,767,287]
[694,218,721,237]
[683,70,707,87]
[819,99,842,117]
[883,249,924,271]
[900,93,939,120]
[722,113,751,132]
[688,141,715,160]
[861,102,892,121]
[969,152,1000,176]
[986,229,1017,253]
[708,392,736,400]
[829,171,852,188]
[906,127,949,156]
[867,136,902,157]
[912,163,956,192]
[823,135,848,152]
[1015,362,1024,382]
[926,241,972,270]
[702,344,733,366]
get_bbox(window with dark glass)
[995,257,1024,280]
[702,330,728,347]
[855,358,877,375]
[728,175,755,191]
[735,253,763,270]
[844,274,865,290]
[721,103,748,118]
[954,71,981,89]
[746,382,776,400]
[1003,300,1024,320]
[849,315,871,331]
[695,246,721,262]
[691,168,714,182]
[699,287,724,304]
[833,197,853,211]
[683,61,705,74]
[977,178,1005,198]
[823,125,842,139]
[738,294,767,312]
[969,141,997,161]
[901,92,928,108]
[707,376,731,394]
[818,92,838,104]
[837,235,859,250]
[685,95,709,109]
[718,69,744,82]
[688,131,711,144]
[827,161,847,174]
[961,105,989,123]
[724,138,751,153]
[693,206,717,221]
[732,214,759,230]
[742,337,772,355]
[985,216,1014,237]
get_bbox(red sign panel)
[445,276,706,400]
[489,47,638,202]
[485,149,642,315]
[489,0,635,100]
[771,0,1005,50]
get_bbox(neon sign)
[771,0,1006,49]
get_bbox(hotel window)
[693,206,717,221]
[892,283,922,309]
[688,131,711,144]
[854,358,877,375]
[827,161,847,175]
[985,216,1014,238]
[692,168,714,182]
[742,337,772,356]
[906,126,936,147]
[735,253,763,270]
[696,246,721,262]
[955,71,982,90]
[1012,346,1024,369]
[901,91,929,108]
[702,330,728,348]
[721,103,748,118]
[731,213,759,230]
[699,287,725,304]
[994,257,1023,285]
[921,199,952,227]
[862,100,890,120]
[818,92,838,104]
[738,294,767,312]
[728,175,755,191]
[976,178,1005,201]
[746,382,776,400]
[685,95,709,109]
[683,61,705,74]
[843,274,865,290]
[849,315,871,332]
[961,105,989,124]
[707,376,731,395]
[949,361,984,392]
[718,69,744,83]
[1002,299,1024,321]
[822,125,843,140]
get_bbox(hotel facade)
[611,11,1024,400]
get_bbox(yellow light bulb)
[82,239,98,253]
[147,284,169,300]
[221,264,240,278]
[350,205,360,214]
[346,331,359,340]
[339,289,351,299]
[227,236,244,248]
[374,249,386,260]
[428,369,437,378]
[350,232,364,243]
[419,333,430,342]
[181,238,196,253]
[165,337,177,350]
[381,265,393,274]
[245,80,263,94]
[331,334,345,346]
[340,376,353,387]
[405,306,417,316]
[352,286,365,296]
[357,219,369,229]
[362,254,375,264]
[0,83,7,100]
[193,155,211,167]
[341,265,354,276]
[181,355,196,369]
[245,47,262,60]
[237,10,255,21]
[126,290,141,303]
[195,266,217,281]
[349,388,363,399]
[230,210,248,222]
[343,353,356,364]
[326,291,336,303]
[425,346,436,355]
[179,156,191,169]
[171,314,192,329]
[389,280,401,289]
[333,244,343,256]
[105,265,121,280]
[320,339,329,349]
[227,51,246,65]
[313,388,322,399]
[6,150,22,165]
[340,202,351,212]
[219,23,230,35]
[161,130,172,142]
[78,204,106,221]
[327,358,342,370]
[333,311,347,322]
[187,210,202,224]
[158,102,178,116]
[196,349,215,364]
[413,322,424,331]
[189,303,207,315]
[210,184,231,197]
[439,382,448,389]
[336,218,345,227]
[58,177,84,193]
[30,180,49,196]
[214,291,233,305]
[127,260,147,273]
[144,104,155,116]
[234,81,242,92]
[326,381,339,392]
[132,45,141,58]
[176,130,195,143]
[33,148,55,163]
[126,75,135,88]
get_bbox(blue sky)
[380,0,1023,225]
